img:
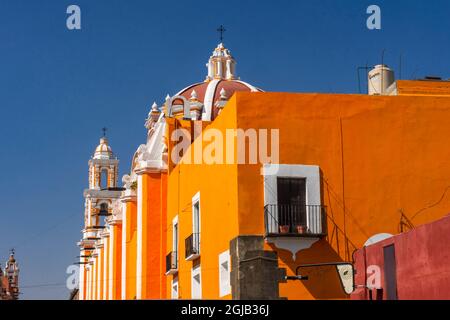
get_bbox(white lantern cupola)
[206,43,237,81]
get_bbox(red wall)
[352,214,450,300]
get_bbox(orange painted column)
[121,193,137,300]
[135,170,167,299]
[109,222,122,300]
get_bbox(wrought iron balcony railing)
[165,251,178,275]
[264,204,327,237]
[185,233,200,261]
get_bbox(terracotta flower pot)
[279,225,290,234]
[296,225,307,234]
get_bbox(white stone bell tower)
[77,132,123,300]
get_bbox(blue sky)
[0,0,448,299]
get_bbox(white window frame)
[171,277,179,299]
[186,192,201,260]
[192,192,201,237]
[191,264,202,299]
[166,216,179,275]
[218,250,231,297]
[263,164,322,234]
[172,215,179,256]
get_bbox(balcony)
[185,233,200,261]
[264,204,327,238]
[165,251,178,275]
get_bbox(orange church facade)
[77,44,450,300]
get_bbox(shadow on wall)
[274,240,349,300]
[320,169,361,262]
[270,170,362,299]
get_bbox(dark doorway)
[383,244,398,300]
[276,177,307,232]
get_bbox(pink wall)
[352,214,450,300]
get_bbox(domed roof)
[93,137,114,160]
[175,79,261,120]
[170,43,263,121]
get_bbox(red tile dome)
[175,79,262,120]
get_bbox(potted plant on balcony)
[279,225,290,234]
[296,224,308,234]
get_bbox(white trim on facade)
[218,250,231,297]
[86,267,90,300]
[191,264,202,299]
[103,236,109,299]
[121,201,127,300]
[108,226,115,300]
[97,248,102,300]
[202,79,221,121]
[171,277,179,299]
[263,164,321,208]
[186,192,201,261]
[173,215,179,258]
[263,164,322,260]
[79,263,85,300]
[136,174,143,299]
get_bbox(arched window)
[99,203,109,216]
[100,169,108,189]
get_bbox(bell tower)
[85,134,120,228]
[3,250,19,300]
[78,132,123,300]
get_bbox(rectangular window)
[191,265,202,299]
[219,251,231,297]
[173,220,179,254]
[192,192,201,255]
[193,202,200,234]
[277,177,307,231]
[172,216,179,270]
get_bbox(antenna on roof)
[381,49,386,93]
[357,62,372,94]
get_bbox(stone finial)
[220,88,227,100]
[151,102,160,121]
[145,102,160,130]
[190,90,198,101]
[162,94,171,116]
[215,88,228,115]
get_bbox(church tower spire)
[78,132,124,300]
[83,133,122,230]
[1,249,20,300]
